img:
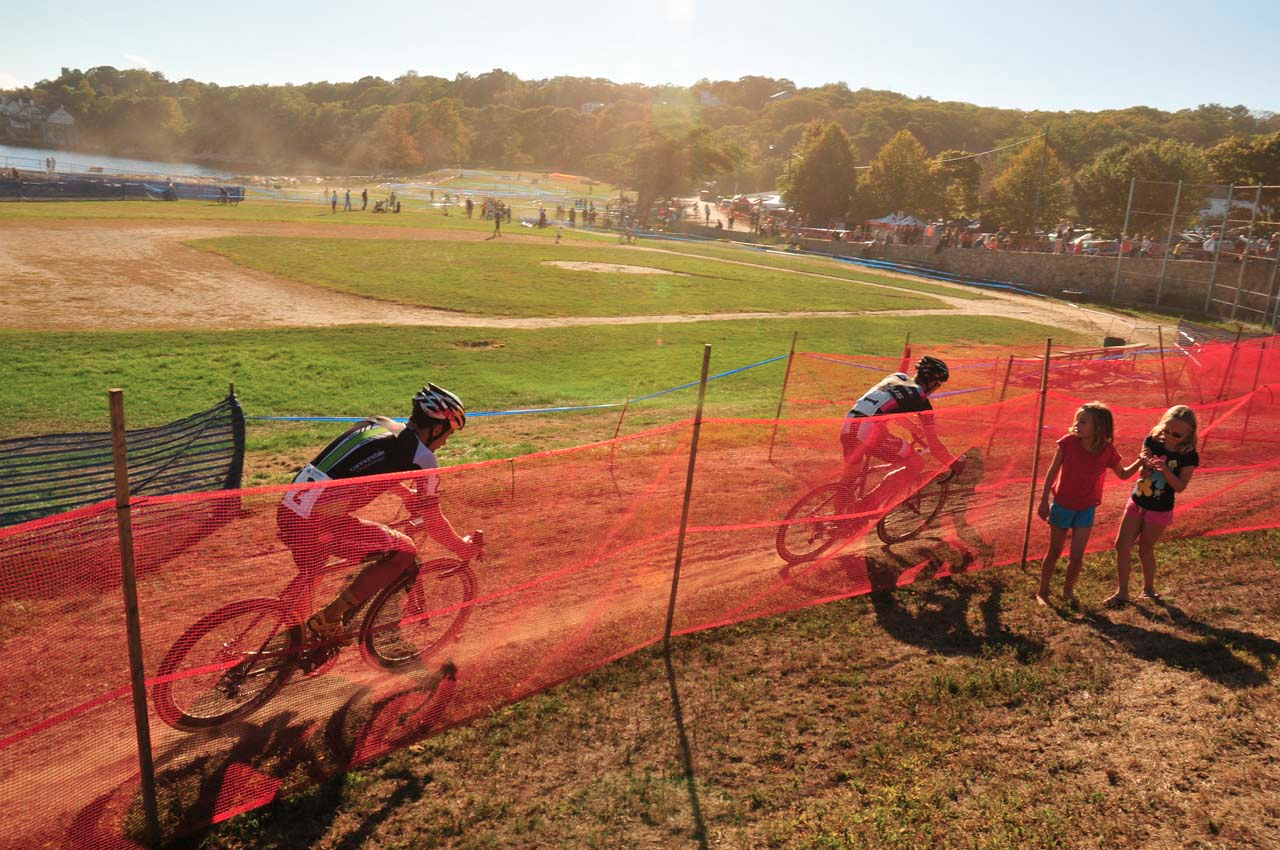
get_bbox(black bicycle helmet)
[411,383,467,431]
[914,356,950,385]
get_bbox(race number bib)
[282,463,331,519]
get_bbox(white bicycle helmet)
[411,383,467,431]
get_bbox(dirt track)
[0,219,1147,342]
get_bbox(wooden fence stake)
[109,389,162,848]
[1157,326,1171,408]
[662,345,712,848]
[767,332,799,462]
[1019,340,1053,570]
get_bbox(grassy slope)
[178,530,1280,850]
[191,236,949,317]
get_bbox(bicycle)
[152,519,480,732]
[776,443,958,564]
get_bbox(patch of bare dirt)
[541,260,690,276]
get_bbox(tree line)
[782,123,1280,234]
[9,66,1280,232]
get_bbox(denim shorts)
[1049,502,1096,529]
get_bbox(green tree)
[415,98,471,168]
[780,122,858,226]
[986,141,1069,232]
[931,149,981,219]
[372,105,423,170]
[624,127,736,224]
[1075,140,1213,233]
[1205,132,1280,185]
[1206,132,1280,225]
[858,129,940,219]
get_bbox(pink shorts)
[1124,499,1174,528]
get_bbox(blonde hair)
[1152,405,1198,451]
[1072,401,1114,453]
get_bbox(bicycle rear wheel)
[361,559,477,669]
[776,483,852,564]
[876,477,949,544]
[153,597,298,731]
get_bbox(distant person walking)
[490,204,503,239]
[361,189,368,210]
[331,189,337,214]
[344,189,352,211]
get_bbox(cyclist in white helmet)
[276,383,481,642]
[838,356,960,522]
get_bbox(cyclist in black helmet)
[838,356,960,522]
[276,383,481,641]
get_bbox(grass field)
[191,236,951,317]
[0,313,1060,485]
[0,197,573,234]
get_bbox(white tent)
[867,212,927,228]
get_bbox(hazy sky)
[5,0,1277,114]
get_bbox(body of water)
[0,143,230,179]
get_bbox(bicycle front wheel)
[153,597,298,731]
[361,559,477,669]
[876,477,949,544]
[776,483,851,564]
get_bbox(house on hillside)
[0,98,78,146]
[45,106,78,145]
[580,101,607,114]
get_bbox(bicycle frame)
[838,434,931,516]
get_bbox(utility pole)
[1027,127,1049,239]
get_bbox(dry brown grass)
[177,530,1280,850]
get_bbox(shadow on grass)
[68,663,458,849]
[862,541,1044,662]
[1081,601,1280,687]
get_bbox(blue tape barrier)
[629,354,789,402]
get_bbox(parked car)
[1079,238,1118,256]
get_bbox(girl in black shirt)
[1106,406,1199,606]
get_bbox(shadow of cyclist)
[68,663,458,848]
[859,549,1042,660]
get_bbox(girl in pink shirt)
[1036,402,1140,607]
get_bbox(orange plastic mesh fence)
[1,338,1277,848]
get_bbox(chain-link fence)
[1105,179,1279,327]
